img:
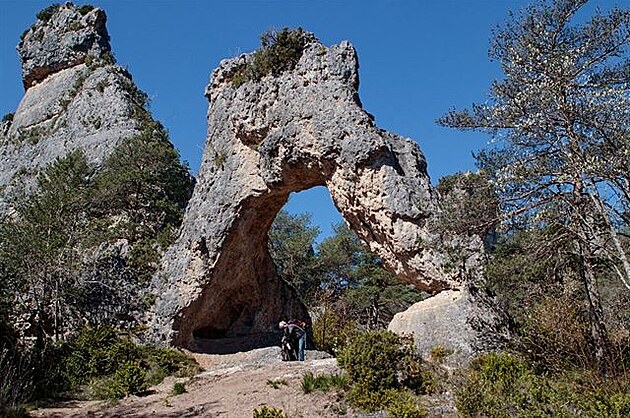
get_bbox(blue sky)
[0,0,619,240]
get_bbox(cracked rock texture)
[18,3,110,89]
[147,38,507,355]
[0,4,142,214]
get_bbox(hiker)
[279,319,306,361]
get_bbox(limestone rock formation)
[1,4,194,339]
[148,35,507,354]
[388,288,510,366]
[18,3,110,89]
[0,3,142,213]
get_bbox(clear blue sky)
[0,0,619,240]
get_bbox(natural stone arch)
[147,39,476,352]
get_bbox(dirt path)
[30,348,354,418]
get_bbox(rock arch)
[147,40,469,352]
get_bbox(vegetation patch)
[230,27,316,87]
[266,378,287,389]
[78,5,95,15]
[2,113,14,123]
[36,4,61,23]
[337,330,424,414]
[300,372,348,394]
[252,404,287,418]
[456,352,630,417]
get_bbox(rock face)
[147,37,506,354]
[0,4,142,213]
[18,4,110,89]
[388,288,510,366]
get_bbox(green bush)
[348,387,423,415]
[301,372,348,394]
[386,391,426,418]
[103,362,147,399]
[231,27,316,87]
[337,330,420,393]
[35,326,198,400]
[77,5,95,15]
[455,352,630,417]
[36,4,60,23]
[2,113,13,123]
[171,381,186,395]
[252,404,287,418]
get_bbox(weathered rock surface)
[147,36,507,355]
[18,3,110,89]
[0,4,142,213]
[389,288,510,367]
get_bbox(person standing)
[279,320,306,361]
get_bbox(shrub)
[172,381,186,395]
[337,330,420,393]
[36,4,60,23]
[78,5,95,15]
[36,326,198,400]
[2,113,13,123]
[103,362,147,399]
[429,345,452,364]
[348,387,423,415]
[252,404,287,418]
[231,27,316,87]
[266,378,287,389]
[311,307,359,355]
[386,392,427,418]
[300,372,347,394]
[454,352,630,417]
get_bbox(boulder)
[388,288,511,366]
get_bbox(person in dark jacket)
[279,320,306,361]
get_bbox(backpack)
[288,319,307,328]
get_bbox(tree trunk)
[576,237,614,376]
[588,190,630,290]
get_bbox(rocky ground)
[30,346,458,417]
[30,348,355,418]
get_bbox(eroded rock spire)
[18,3,111,90]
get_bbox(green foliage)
[77,5,95,15]
[36,4,60,22]
[428,345,452,364]
[102,362,147,399]
[95,79,109,93]
[268,210,320,302]
[311,303,359,355]
[171,381,186,395]
[338,330,420,394]
[91,121,194,245]
[252,405,287,418]
[231,27,316,87]
[439,0,630,374]
[434,171,498,242]
[385,390,426,418]
[301,372,348,394]
[17,125,48,145]
[2,113,13,123]
[42,326,198,400]
[266,378,287,389]
[336,330,425,413]
[348,387,424,416]
[456,352,630,417]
